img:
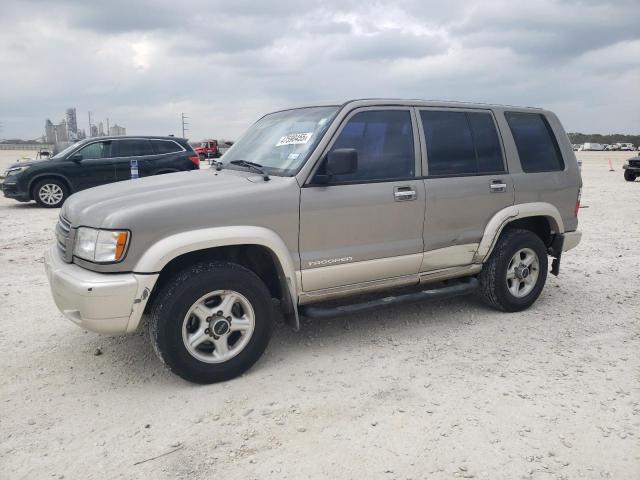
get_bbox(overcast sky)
[1,0,639,141]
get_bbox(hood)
[5,159,47,170]
[62,168,297,229]
[61,167,302,273]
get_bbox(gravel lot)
[1,151,638,479]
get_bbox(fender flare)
[473,202,565,263]
[28,173,74,197]
[134,226,300,329]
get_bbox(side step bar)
[300,277,479,320]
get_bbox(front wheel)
[33,178,68,208]
[149,262,274,383]
[477,229,548,312]
[624,170,637,182]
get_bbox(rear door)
[418,108,514,271]
[68,140,115,190]
[299,107,426,292]
[112,139,156,181]
[148,139,188,173]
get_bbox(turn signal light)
[115,232,129,261]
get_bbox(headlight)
[4,165,30,177]
[74,227,130,263]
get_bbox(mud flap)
[548,234,564,277]
[551,255,561,276]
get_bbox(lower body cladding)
[44,245,157,334]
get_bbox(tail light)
[189,155,200,167]
[575,187,581,216]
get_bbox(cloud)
[0,0,638,140]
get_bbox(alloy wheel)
[181,290,255,363]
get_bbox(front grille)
[55,215,72,260]
[629,159,640,168]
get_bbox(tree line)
[567,133,639,146]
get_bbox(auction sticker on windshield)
[276,132,312,146]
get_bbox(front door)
[67,140,115,191]
[299,108,426,292]
[417,108,515,271]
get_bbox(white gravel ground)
[1,151,638,479]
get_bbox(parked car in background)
[218,141,234,156]
[44,99,582,383]
[195,139,220,160]
[616,143,635,151]
[623,155,640,182]
[572,144,581,151]
[579,143,604,151]
[1,136,199,208]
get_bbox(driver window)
[325,110,415,183]
[76,142,111,159]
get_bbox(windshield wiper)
[229,160,270,181]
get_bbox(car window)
[151,140,182,154]
[468,112,504,173]
[326,110,415,183]
[421,110,476,176]
[505,112,565,172]
[115,139,154,157]
[421,110,505,176]
[75,141,111,159]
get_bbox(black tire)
[33,178,68,208]
[477,228,548,312]
[149,261,274,384]
[624,170,636,182]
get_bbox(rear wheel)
[33,178,68,208]
[149,262,274,384]
[624,170,636,182]
[478,228,548,312]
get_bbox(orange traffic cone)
[608,159,614,171]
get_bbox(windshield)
[51,142,81,159]
[221,106,338,176]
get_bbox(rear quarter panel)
[495,107,581,233]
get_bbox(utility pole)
[181,112,189,138]
[0,121,3,141]
[88,111,93,137]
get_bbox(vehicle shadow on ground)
[58,294,495,386]
[5,202,42,210]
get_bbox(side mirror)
[326,148,358,176]
[70,154,83,162]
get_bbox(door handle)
[490,180,507,193]
[394,186,417,201]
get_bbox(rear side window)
[115,139,154,157]
[327,110,415,183]
[505,112,564,172]
[151,139,183,154]
[467,113,504,173]
[420,110,505,176]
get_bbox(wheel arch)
[137,226,300,330]
[29,174,73,199]
[474,203,564,263]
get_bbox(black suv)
[1,136,200,207]
[623,154,640,182]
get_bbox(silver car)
[45,99,582,383]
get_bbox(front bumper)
[562,230,582,252]
[44,245,158,334]
[1,181,30,201]
[622,163,640,173]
